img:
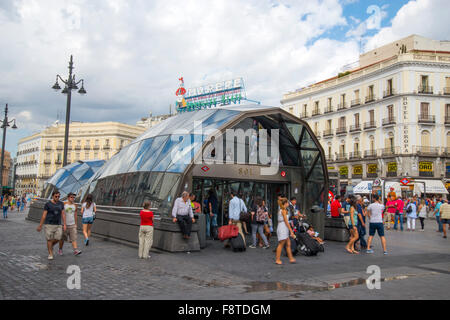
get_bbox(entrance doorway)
[192,178,289,228]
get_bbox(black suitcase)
[230,234,246,252]
[211,226,219,240]
[296,232,320,256]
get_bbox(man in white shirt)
[226,191,246,247]
[366,194,388,255]
[172,191,196,239]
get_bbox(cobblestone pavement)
[1,208,449,300]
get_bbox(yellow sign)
[419,161,433,172]
[367,164,377,174]
[328,166,335,171]
[339,166,348,176]
[353,165,363,175]
[387,162,397,172]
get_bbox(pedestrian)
[226,191,246,248]
[330,195,342,218]
[81,194,96,246]
[275,197,296,265]
[58,193,82,256]
[345,195,359,254]
[206,189,219,239]
[439,200,450,239]
[20,194,26,211]
[393,196,404,231]
[138,201,154,259]
[16,196,21,212]
[36,191,67,260]
[342,196,351,227]
[406,196,418,231]
[385,195,396,230]
[239,192,249,235]
[366,194,388,255]
[356,195,367,251]
[172,191,195,239]
[189,193,201,215]
[418,199,428,231]
[434,198,444,232]
[2,194,9,219]
[262,199,272,243]
[249,197,270,249]
[8,195,13,212]
[10,195,15,211]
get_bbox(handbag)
[239,199,250,222]
[218,224,239,241]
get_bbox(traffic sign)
[400,178,410,186]
[373,178,382,187]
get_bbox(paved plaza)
[0,208,449,300]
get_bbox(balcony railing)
[349,124,362,132]
[93,145,100,150]
[442,148,450,156]
[444,87,450,95]
[84,146,91,150]
[418,114,436,124]
[414,146,440,155]
[312,109,321,116]
[364,150,378,158]
[44,146,52,151]
[326,155,334,162]
[418,86,433,94]
[381,147,400,157]
[299,112,309,118]
[324,105,334,113]
[337,102,348,110]
[350,99,360,107]
[364,121,377,130]
[383,88,395,98]
[382,117,396,126]
[323,129,334,137]
[336,153,348,161]
[55,160,62,164]
[103,145,111,150]
[74,145,82,150]
[43,159,51,165]
[365,95,376,103]
[349,151,362,159]
[336,127,347,135]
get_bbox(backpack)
[256,206,266,222]
[406,204,413,213]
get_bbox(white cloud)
[365,0,450,51]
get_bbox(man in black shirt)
[37,191,66,260]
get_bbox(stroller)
[292,219,324,256]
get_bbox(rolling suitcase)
[284,237,298,256]
[230,234,246,252]
[296,232,320,256]
[211,226,219,240]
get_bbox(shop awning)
[353,180,401,194]
[414,179,449,195]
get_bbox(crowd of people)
[329,191,450,255]
[1,194,28,218]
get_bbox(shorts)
[441,219,450,224]
[369,223,385,237]
[63,225,77,242]
[44,224,62,241]
[82,217,94,224]
[343,215,350,227]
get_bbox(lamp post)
[0,104,18,195]
[52,55,87,167]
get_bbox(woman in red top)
[138,202,154,259]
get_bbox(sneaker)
[74,249,82,256]
[48,254,54,260]
[58,249,63,256]
[249,245,256,248]
[444,236,447,239]
[85,239,89,246]
[383,251,388,255]
[263,245,270,249]
[366,249,374,254]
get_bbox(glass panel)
[300,130,318,149]
[308,157,325,182]
[166,135,203,173]
[139,136,170,172]
[285,122,303,145]
[151,135,186,172]
[301,150,319,175]
[128,138,153,172]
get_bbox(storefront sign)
[387,162,397,177]
[327,166,335,171]
[419,161,433,172]
[352,165,363,176]
[339,166,348,178]
[367,164,377,174]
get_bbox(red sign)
[400,178,410,186]
[201,166,210,172]
[328,191,334,202]
[281,171,287,177]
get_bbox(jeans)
[419,217,425,230]
[436,215,443,232]
[138,225,154,258]
[357,224,367,248]
[251,223,269,247]
[20,203,25,211]
[2,206,7,218]
[205,213,218,237]
[393,213,404,230]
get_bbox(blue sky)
[0,0,448,157]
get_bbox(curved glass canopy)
[83,105,327,211]
[43,160,106,200]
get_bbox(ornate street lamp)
[0,104,18,194]
[52,55,87,167]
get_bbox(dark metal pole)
[0,104,8,195]
[63,55,74,167]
